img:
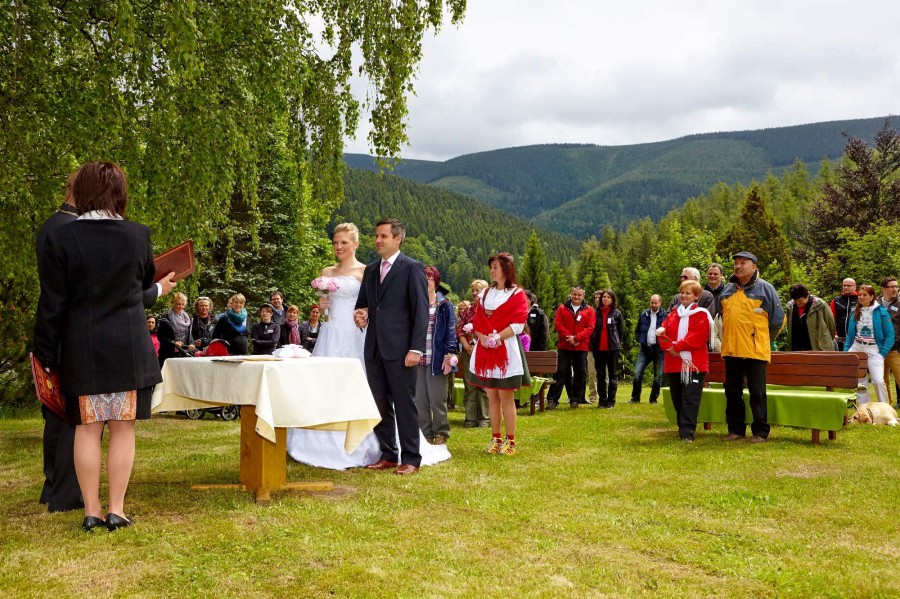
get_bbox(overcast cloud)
[343,0,900,161]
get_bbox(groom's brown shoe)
[394,464,419,475]
[365,459,398,470]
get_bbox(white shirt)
[647,311,658,345]
[381,251,400,267]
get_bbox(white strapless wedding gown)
[286,275,450,470]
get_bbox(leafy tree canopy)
[809,119,900,251]
[0,0,466,405]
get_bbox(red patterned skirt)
[66,387,153,425]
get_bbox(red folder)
[154,240,195,283]
[30,353,67,422]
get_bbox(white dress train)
[286,275,451,470]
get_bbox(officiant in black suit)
[34,168,175,514]
[354,219,429,475]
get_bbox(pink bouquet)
[441,353,459,375]
[310,276,340,321]
[462,323,473,333]
[484,332,501,349]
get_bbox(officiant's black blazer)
[33,220,163,396]
[355,253,428,361]
[36,208,160,310]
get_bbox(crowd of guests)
[147,290,323,364]
[541,252,900,444]
[155,250,894,452]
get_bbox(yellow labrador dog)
[850,403,899,426]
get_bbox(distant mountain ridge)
[345,116,892,238]
[336,168,581,295]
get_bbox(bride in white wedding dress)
[286,223,451,470]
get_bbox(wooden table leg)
[703,422,712,430]
[235,405,334,504]
[240,406,287,505]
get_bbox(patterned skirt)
[66,386,153,425]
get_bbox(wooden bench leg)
[530,393,536,416]
[703,422,712,430]
[811,429,820,444]
[539,385,546,413]
[828,430,837,441]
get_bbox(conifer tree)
[520,230,553,306]
[716,185,792,288]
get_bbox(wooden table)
[151,356,381,503]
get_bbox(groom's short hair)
[376,218,405,243]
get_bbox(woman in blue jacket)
[415,266,457,445]
[844,284,895,404]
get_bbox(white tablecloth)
[151,356,381,449]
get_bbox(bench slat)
[706,352,865,388]
[763,374,859,388]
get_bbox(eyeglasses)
[679,275,689,280]
[884,285,899,289]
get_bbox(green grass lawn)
[2,392,899,598]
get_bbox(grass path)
[1,393,898,598]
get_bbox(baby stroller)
[181,340,240,421]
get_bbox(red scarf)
[472,287,528,377]
[286,319,300,345]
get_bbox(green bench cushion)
[453,379,465,407]
[661,387,851,432]
[515,376,551,404]
[453,376,551,407]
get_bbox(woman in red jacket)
[658,280,712,443]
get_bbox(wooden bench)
[517,351,558,415]
[661,352,867,443]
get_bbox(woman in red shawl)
[469,253,529,456]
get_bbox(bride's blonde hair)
[333,222,359,243]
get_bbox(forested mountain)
[345,116,890,238]
[334,168,581,295]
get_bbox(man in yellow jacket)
[718,251,785,443]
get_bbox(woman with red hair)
[414,266,457,445]
[469,253,529,455]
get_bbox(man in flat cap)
[718,251,785,443]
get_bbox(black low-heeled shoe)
[105,513,132,531]
[82,516,106,532]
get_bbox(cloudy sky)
[343,0,899,161]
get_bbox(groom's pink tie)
[380,260,390,283]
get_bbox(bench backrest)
[524,351,557,376]
[706,351,867,389]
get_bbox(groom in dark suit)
[354,218,429,474]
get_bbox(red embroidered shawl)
[472,287,528,377]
